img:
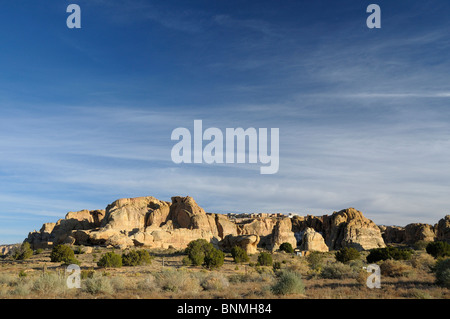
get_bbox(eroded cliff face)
[25,196,391,252]
[292,208,385,250]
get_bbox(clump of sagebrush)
[433,258,450,288]
[321,262,355,279]
[366,246,413,263]
[155,268,201,293]
[231,246,249,263]
[198,272,229,291]
[335,247,360,263]
[307,251,324,272]
[122,249,153,266]
[33,272,68,295]
[83,274,115,294]
[11,242,33,261]
[279,242,294,254]
[426,241,450,259]
[270,270,305,295]
[257,252,273,266]
[97,251,122,268]
[50,244,80,265]
[380,259,414,277]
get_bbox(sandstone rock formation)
[379,225,406,244]
[299,228,328,252]
[292,208,385,250]
[219,234,260,254]
[437,215,450,243]
[270,218,297,251]
[28,195,438,253]
[404,223,436,244]
[26,209,105,249]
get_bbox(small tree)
[204,248,225,270]
[97,251,122,268]
[335,247,360,263]
[279,242,294,254]
[12,242,33,261]
[434,258,450,288]
[257,252,273,266]
[50,244,75,262]
[307,251,324,271]
[185,239,214,266]
[122,249,152,266]
[366,246,413,263]
[231,246,249,263]
[426,241,450,259]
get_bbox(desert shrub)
[33,272,67,295]
[83,275,115,294]
[321,262,355,279]
[413,240,429,251]
[366,246,413,263]
[410,253,435,271]
[307,251,324,271]
[50,244,75,262]
[199,272,229,291]
[270,270,305,295]
[231,246,249,263]
[155,269,201,293]
[273,261,282,271]
[97,251,122,268]
[257,252,273,266]
[12,279,33,296]
[204,248,225,270]
[426,241,450,259]
[279,242,294,254]
[12,242,33,261]
[137,275,157,291]
[380,259,414,277]
[434,258,450,288]
[182,255,191,266]
[81,269,95,280]
[185,239,214,266]
[122,249,152,266]
[34,248,44,255]
[335,247,360,263]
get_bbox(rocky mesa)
[23,195,449,254]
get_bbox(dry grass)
[0,247,448,299]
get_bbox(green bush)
[50,245,76,263]
[12,242,33,261]
[273,261,282,271]
[434,258,450,288]
[307,251,325,271]
[204,248,225,270]
[185,239,214,266]
[257,252,273,266]
[97,251,123,268]
[122,249,153,266]
[321,262,355,279]
[426,241,450,259]
[83,275,115,294]
[271,270,305,295]
[279,242,294,254]
[366,246,413,263]
[231,246,249,263]
[335,247,360,263]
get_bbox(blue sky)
[1,0,450,244]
